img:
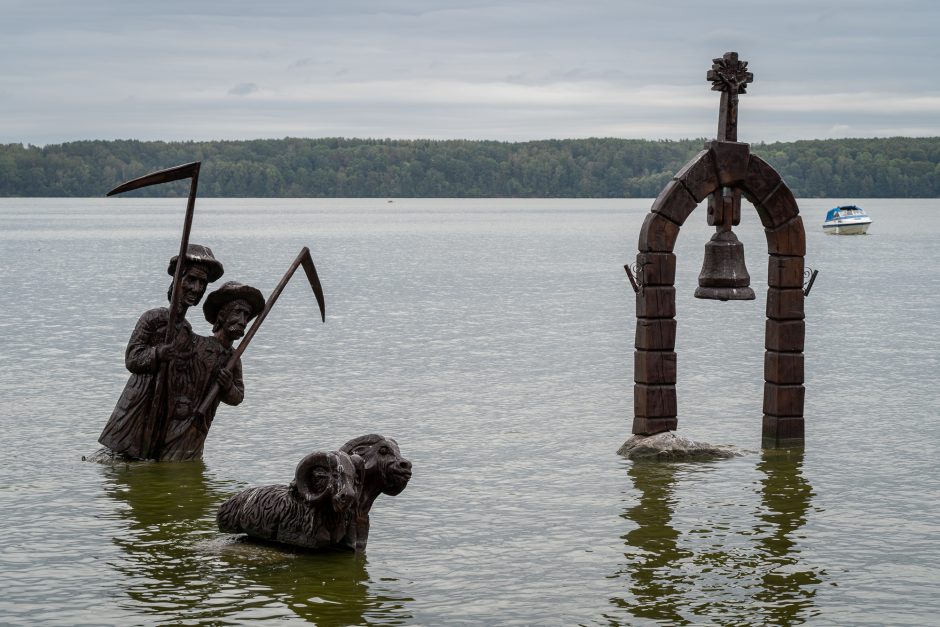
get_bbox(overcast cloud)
[1,0,938,144]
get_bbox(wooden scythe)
[193,246,325,421]
[107,161,201,459]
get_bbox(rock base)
[83,447,145,464]
[617,431,741,461]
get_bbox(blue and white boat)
[823,205,872,235]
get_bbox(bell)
[694,229,755,301]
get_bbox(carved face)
[216,299,253,342]
[342,435,412,496]
[180,265,209,307]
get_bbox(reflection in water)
[752,449,820,625]
[100,462,412,624]
[610,461,692,624]
[610,451,820,626]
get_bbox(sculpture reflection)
[752,449,820,624]
[610,461,692,623]
[100,462,411,624]
[611,452,819,625]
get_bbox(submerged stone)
[617,431,741,461]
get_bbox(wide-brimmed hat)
[167,244,224,283]
[203,281,265,324]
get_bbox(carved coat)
[98,307,194,459]
[161,334,244,461]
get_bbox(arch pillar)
[632,142,806,448]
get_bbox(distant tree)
[0,136,938,198]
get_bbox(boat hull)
[823,221,871,235]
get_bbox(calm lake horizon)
[1,197,938,625]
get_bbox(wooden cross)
[707,52,753,142]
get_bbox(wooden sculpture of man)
[97,244,224,461]
[160,281,265,461]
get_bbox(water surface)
[1,197,938,625]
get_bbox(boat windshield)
[828,206,867,220]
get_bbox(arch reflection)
[752,449,820,625]
[610,460,692,624]
[100,462,412,624]
[610,451,819,625]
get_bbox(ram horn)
[292,451,334,507]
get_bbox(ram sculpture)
[217,450,362,550]
[217,434,412,552]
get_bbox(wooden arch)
[632,140,805,448]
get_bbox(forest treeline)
[1,136,938,198]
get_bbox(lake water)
[1,197,938,625]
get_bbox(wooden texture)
[650,180,698,226]
[708,140,750,186]
[217,435,412,553]
[763,382,805,416]
[635,318,677,350]
[638,212,681,252]
[633,416,678,436]
[767,254,805,288]
[634,350,677,384]
[636,286,676,319]
[635,252,676,286]
[674,149,719,203]
[764,351,804,385]
[766,287,805,320]
[634,383,678,418]
[762,415,805,445]
[765,216,807,256]
[755,183,800,230]
[765,319,806,352]
[741,155,782,208]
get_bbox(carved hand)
[217,367,233,391]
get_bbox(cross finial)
[707,52,753,142]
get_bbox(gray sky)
[2,0,938,144]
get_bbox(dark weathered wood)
[708,140,750,186]
[707,52,753,142]
[755,182,800,230]
[635,318,677,350]
[633,416,678,436]
[634,383,678,418]
[196,247,325,418]
[651,179,699,226]
[741,154,782,209]
[764,351,804,385]
[636,286,677,319]
[627,52,809,448]
[763,382,805,416]
[765,319,805,352]
[762,415,805,446]
[634,350,677,384]
[635,252,676,286]
[674,149,719,203]
[218,435,411,553]
[767,255,805,289]
[765,216,806,256]
[766,287,805,321]
[638,212,681,253]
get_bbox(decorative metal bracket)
[803,268,819,296]
[624,263,643,294]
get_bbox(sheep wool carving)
[217,434,412,552]
[217,450,363,550]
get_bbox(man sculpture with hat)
[160,281,265,461]
[96,244,224,461]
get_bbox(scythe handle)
[194,246,325,418]
[107,161,201,459]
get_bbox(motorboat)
[823,205,872,235]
